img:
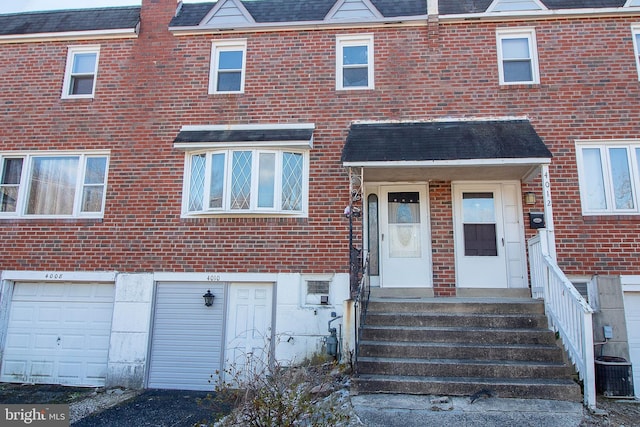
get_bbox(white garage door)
[623,292,640,398]
[0,282,114,386]
[147,283,225,391]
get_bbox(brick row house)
[1,0,639,400]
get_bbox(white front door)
[379,185,432,288]
[454,183,508,288]
[453,182,527,289]
[224,283,273,381]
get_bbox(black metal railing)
[353,254,370,368]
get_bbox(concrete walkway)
[351,394,585,427]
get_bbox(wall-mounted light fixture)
[203,290,215,307]
[524,192,536,205]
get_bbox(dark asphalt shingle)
[0,7,140,36]
[174,128,314,144]
[341,120,552,163]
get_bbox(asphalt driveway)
[72,389,229,427]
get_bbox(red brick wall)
[1,2,639,278]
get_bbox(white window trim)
[209,39,247,94]
[301,274,335,307]
[181,147,309,217]
[575,139,640,215]
[496,28,540,85]
[0,151,109,219]
[61,45,100,99]
[632,25,640,81]
[336,34,374,91]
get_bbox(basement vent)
[306,280,330,305]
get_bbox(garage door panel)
[1,282,115,387]
[623,292,640,398]
[147,282,225,391]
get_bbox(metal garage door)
[0,282,114,386]
[623,292,640,398]
[147,283,225,391]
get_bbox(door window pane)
[388,192,421,258]
[462,192,495,223]
[462,192,497,256]
[464,224,498,256]
[367,194,379,276]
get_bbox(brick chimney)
[139,0,180,39]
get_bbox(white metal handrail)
[528,231,596,409]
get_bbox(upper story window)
[183,148,308,216]
[336,34,374,90]
[576,140,640,215]
[62,46,100,99]
[0,152,109,218]
[209,39,247,94]
[632,25,640,80]
[496,28,539,85]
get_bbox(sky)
[0,0,208,14]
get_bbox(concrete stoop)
[353,298,582,402]
[350,394,585,427]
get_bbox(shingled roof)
[170,0,427,27]
[341,120,552,163]
[439,0,626,15]
[0,6,140,36]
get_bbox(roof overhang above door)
[341,119,552,182]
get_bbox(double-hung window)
[576,141,640,215]
[632,25,640,80]
[209,40,247,94]
[62,46,100,98]
[336,34,374,90]
[184,149,307,215]
[0,153,109,218]
[496,28,539,85]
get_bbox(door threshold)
[371,288,435,299]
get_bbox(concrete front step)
[360,325,557,345]
[353,374,582,401]
[357,357,572,378]
[358,340,566,362]
[366,299,545,315]
[365,312,549,328]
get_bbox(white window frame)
[181,147,309,217]
[61,45,100,99]
[0,151,109,219]
[576,140,640,215]
[632,25,640,81]
[496,28,539,85]
[336,34,374,91]
[209,39,247,94]
[302,274,334,306]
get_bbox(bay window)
[184,148,306,215]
